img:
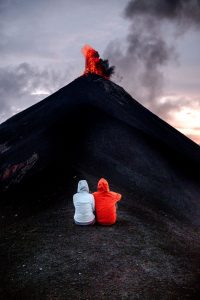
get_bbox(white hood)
[77,180,89,193]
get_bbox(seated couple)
[73,178,122,226]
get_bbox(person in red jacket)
[93,178,122,225]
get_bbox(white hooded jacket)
[73,180,95,224]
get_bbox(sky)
[0,0,200,144]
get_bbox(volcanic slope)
[0,74,200,299]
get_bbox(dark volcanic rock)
[0,74,200,299]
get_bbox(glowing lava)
[82,44,114,80]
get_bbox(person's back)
[93,178,121,225]
[73,180,95,225]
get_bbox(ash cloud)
[125,0,200,29]
[104,0,200,116]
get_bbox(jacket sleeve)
[73,195,76,207]
[91,195,95,211]
[115,193,122,202]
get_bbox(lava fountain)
[81,44,115,80]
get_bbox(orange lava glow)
[82,44,114,79]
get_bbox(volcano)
[1,74,200,299]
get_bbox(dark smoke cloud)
[0,63,70,123]
[104,0,200,117]
[125,0,200,28]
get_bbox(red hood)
[97,178,110,192]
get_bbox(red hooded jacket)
[93,178,122,225]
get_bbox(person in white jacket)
[73,180,95,225]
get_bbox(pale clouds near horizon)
[0,0,199,143]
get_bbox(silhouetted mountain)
[0,74,199,223]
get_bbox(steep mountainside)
[0,74,199,224]
[1,74,200,299]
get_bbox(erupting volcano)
[82,44,115,79]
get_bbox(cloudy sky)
[0,0,200,144]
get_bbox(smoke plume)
[105,0,200,114]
